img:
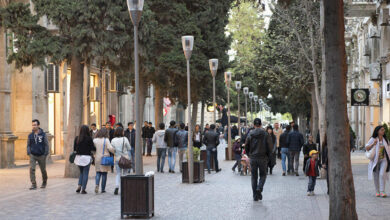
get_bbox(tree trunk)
[323,1,357,219]
[64,55,84,178]
[311,86,319,140]
[154,84,164,126]
[200,101,205,131]
[319,0,327,149]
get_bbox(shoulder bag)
[101,138,114,166]
[118,137,132,169]
[365,138,376,161]
[69,151,77,163]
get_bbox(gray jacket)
[203,130,220,151]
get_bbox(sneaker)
[95,185,99,194]
[376,193,380,197]
[216,168,222,173]
[40,181,47,189]
[101,190,106,193]
[381,192,387,197]
[29,185,37,190]
[76,185,81,193]
[81,190,87,194]
[311,192,315,196]
[172,170,175,173]
[282,172,286,176]
[295,172,299,176]
[232,167,235,172]
[253,195,259,201]
[258,190,263,200]
[114,188,119,195]
[161,170,164,173]
[307,192,311,196]
[169,169,172,173]
[208,170,211,174]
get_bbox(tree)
[323,0,357,218]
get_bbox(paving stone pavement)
[1,144,390,220]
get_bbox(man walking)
[273,122,283,159]
[146,122,155,156]
[90,123,98,138]
[28,119,49,190]
[279,125,291,176]
[287,124,304,176]
[142,121,148,156]
[203,124,221,174]
[124,122,136,173]
[165,121,178,173]
[175,123,188,172]
[245,118,273,201]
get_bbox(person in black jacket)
[165,121,178,173]
[287,124,304,176]
[146,122,155,156]
[28,119,49,190]
[74,125,96,194]
[279,125,291,176]
[124,122,136,173]
[302,135,317,173]
[203,124,221,174]
[142,121,148,156]
[244,118,273,201]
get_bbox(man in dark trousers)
[245,118,273,201]
[124,122,136,173]
[142,121,148,156]
[146,122,155,156]
[287,124,304,176]
[203,124,221,174]
[28,119,49,190]
[165,121,178,173]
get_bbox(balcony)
[344,0,376,18]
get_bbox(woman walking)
[74,125,96,194]
[266,126,277,175]
[366,125,390,197]
[111,127,131,195]
[93,128,114,193]
[193,125,202,149]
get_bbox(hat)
[235,136,241,141]
[309,150,318,157]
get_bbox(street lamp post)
[225,72,232,160]
[235,81,242,137]
[243,87,249,129]
[253,95,258,118]
[209,59,218,125]
[249,92,253,124]
[258,99,262,120]
[127,0,144,175]
[182,35,194,184]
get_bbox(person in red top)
[305,150,321,196]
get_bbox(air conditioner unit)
[363,41,370,56]
[380,8,390,26]
[46,64,59,93]
[369,62,381,80]
[369,27,380,38]
[90,87,100,102]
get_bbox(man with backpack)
[245,118,273,201]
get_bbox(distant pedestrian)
[28,119,49,190]
[165,121,178,173]
[287,124,304,176]
[146,122,155,156]
[365,125,390,197]
[175,123,188,172]
[90,123,98,138]
[305,150,321,196]
[232,136,242,173]
[124,122,136,173]
[105,121,115,173]
[279,125,291,176]
[115,123,124,129]
[266,126,277,175]
[204,124,210,134]
[111,127,131,195]
[273,122,283,159]
[142,121,148,156]
[93,128,114,194]
[74,125,96,194]
[203,124,221,174]
[153,123,167,173]
[302,135,317,173]
[193,125,202,149]
[245,118,273,201]
[231,125,239,140]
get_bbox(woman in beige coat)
[93,128,115,193]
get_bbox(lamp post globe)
[253,95,258,117]
[127,0,144,26]
[235,81,242,137]
[209,59,218,124]
[243,87,248,127]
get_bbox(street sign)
[351,89,369,106]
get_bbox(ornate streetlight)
[253,95,258,118]
[249,92,254,124]
[225,72,232,160]
[235,81,242,137]
[127,0,144,175]
[182,35,194,183]
[243,87,249,128]
[209,59,218,124]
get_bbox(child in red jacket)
[305,150,321,196]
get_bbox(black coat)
[74,136,96,156]
[124,129,136,149]
[164,127,178,147]
[203,130,220,150]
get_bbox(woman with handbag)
[366,125,390,197]
[93,128,115,194]
[111,127,131,195]
[74,125,96,194]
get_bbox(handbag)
[101,138,114,166]
[118,137,132,169]
[69,151,77,163]
[365,147,376,161]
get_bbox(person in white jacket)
[153,123,167,173]
[365,125,390,197]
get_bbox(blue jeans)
[78,164,91,191]
[168,147,177,171]
[95,172,107,191]
[281,148,289,172]
[115,161,129,188]
[207,149,219,172]
[157,148,167,172]
[308,176,317,192]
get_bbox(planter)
[121,175,154,218]
[182,161,205,183]
[225,147,234,160]
[200,150,215,170]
